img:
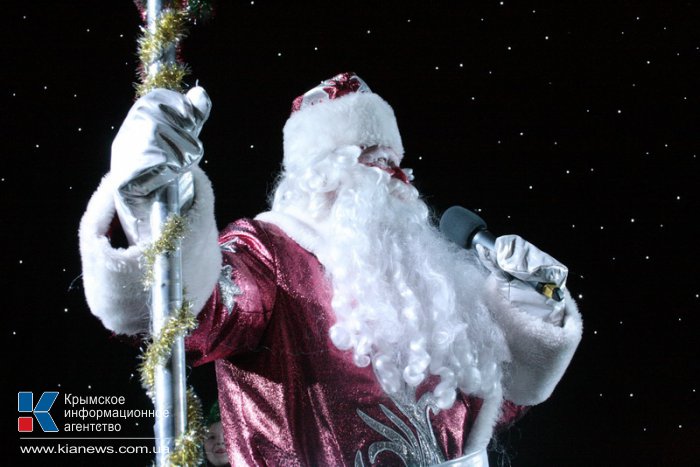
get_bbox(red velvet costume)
[187,219,524,466]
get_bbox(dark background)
[3,1,698,465]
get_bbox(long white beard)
[271,148,509,409]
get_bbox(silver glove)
[111,87,212,243]
[477,235,568,325]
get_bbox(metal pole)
[146,1,188,464]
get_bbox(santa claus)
[79,72,582,466]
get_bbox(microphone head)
[439,206,488,248]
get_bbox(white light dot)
[630,393,634,397]
[631,218,635,223]
[593,330,597,335]
[617,109,622,114]
[676,195,681,200]
[645,255,650,260]
[566,170,570,174]
[86,28,90,32]
[35,144,40,148]
[250,144,254,149]
[88,385,92,389]
[528,185,533,190]
[64,308,68,313]
[19,260,23,264]
[314,46,318,51]
[578,294,584,299]
[507,46,512,50]
[679,425,683,429]
[367,30,371,34]
[646,60,651,64]
[44,86,48,90]
[519,131,524,136]
[545,35,549,40]
[600,226,604,230]
[460,63,464,68]
[599,393,603,397]
[78,128,82,132]
[407,19,411,23]
[471,96,475,101]
[277,52,282,56]
[435,66,439,70]
[571,224,575,228]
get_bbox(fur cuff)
[483,278,583,405]
[79,167,222,335]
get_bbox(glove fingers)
[495,235,568,287]
[155,123,203,168]
[186,86,212,133]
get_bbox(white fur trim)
[255,210,323,254]
[283,92,404,172]
[79,167,222,335]
[484,280,583,405]
[464,390,504,455]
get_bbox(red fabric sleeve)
[186,219,278,365]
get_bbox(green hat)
[205,401,221,426]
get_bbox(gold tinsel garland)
[139,215,205,466]
[136,8,190,97]
[142,214,188,288]
[134,3,207,464]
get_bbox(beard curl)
[271,147,509,409]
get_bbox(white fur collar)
[255,210,325,254]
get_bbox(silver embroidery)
[218,264,242,314]
[220,239,237,253]
[356,388,446,466]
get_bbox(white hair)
[271,146,509,409]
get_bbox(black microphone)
[439,206,563,301]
